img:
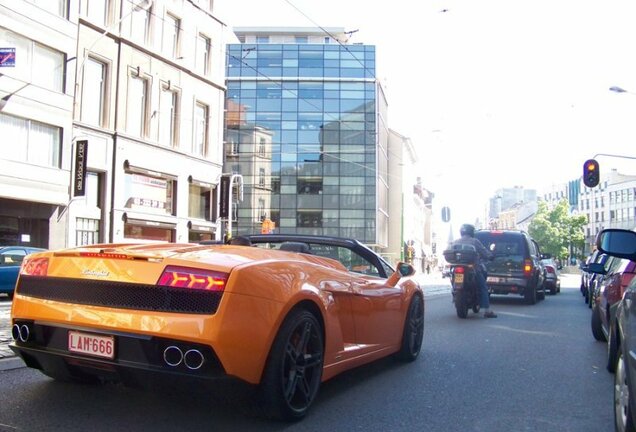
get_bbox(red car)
[590,257,636,370]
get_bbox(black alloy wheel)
[397,295,424,361]
[259,309,324,421]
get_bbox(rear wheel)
[524,286,537,305]
[397,295,424,361]
[455,298,468,319]
[615,349,636,432]
[258,309,324,421]
[591,304,607,342]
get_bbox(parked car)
[581,251,597,299]
[586,253,612,309]
[0,246,45,299]
[474,230,547,304]
[441,262,452,278]
[593,228,636,432]
[10,235,424,421]
[540,256,561,295]
[589,257,636,350]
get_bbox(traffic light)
[583,159,600,188]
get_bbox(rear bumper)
[486,275,530,295]
[9,320,229,386]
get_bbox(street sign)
[72,140,88,197]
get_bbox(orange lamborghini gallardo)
[10,234,424,420]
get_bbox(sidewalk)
[0,301,23,371]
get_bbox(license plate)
[487,276,502,283]
[454,274,464,284]
[68,331,115,359]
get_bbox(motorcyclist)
[452,224,497,318]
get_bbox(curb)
[0,355,24,371]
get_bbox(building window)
[256,36,269,43]
[297,211,323,228]
[123,171,175,216]
[193,102,208,156]
[189,183,211,221]
[258,137,266,156]
[81,58,107,126]
[0,112,60,168]
[163,13,181,58]
[259,168,265,187]
[76,218,100,246]
[81,0,109,26]
[196,34,211,75]
[130,2,151,44]
[159,85,178,147]
[295,36,308,44]
[127,73,149,137]
[28,0,66,16]
[124,222,174,242]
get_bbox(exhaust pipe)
[12,323,30,342]
[163,346,183,367]
[184,349,205,370]
[11,324,21,341]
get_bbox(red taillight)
[524,260,533,276]
[546,266,555,274]
[157,266,227,291]
[21,257,49,276]
[454,266,465,274]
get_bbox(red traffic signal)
[583,159,600,188]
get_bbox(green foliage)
[528,200,587,260]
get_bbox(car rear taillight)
[20,257,49,276]
[157,266,228,291]
[454,266,465,274]
[524,260,533,277]
[546,266,556,274]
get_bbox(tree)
[528,200,587,261]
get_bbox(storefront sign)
[0,48,15,67]
[73,140,88,197]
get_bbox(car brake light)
[454,266,465,274]
[20,257,49,276]
[546,267,555,274]
[79,252,132,260]
[524,260,533,276]
[157,266,227,291]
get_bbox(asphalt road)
[0,274,614,432]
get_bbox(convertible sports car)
[10,234,424,420]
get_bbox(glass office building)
[225,28,389,247]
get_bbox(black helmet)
[460,224,475,237]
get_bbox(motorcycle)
[444,245,481,318]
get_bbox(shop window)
[124,222,174,242]
[189,183,211,221]
[123,170,176,216]
[76,217,100,246]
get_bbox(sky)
[216,0,636,228]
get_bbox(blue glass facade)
[225,42,383,243]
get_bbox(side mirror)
[397,262,416,277]
[387,262,415,287]
[586,262,607,275]
[596,229,636,261]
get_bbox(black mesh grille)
[16,276,222,314]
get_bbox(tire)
[455,299,468,319]
[258,309,324,421]
[591,304,607,342]
[472,304,481,314]
[7,292,13,300]
[397,295,424,362]
[524,286,537,305]
[608,322,619,373]
[615,349,636,432]
[549,283,557,295]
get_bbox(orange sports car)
[10,234,424,420]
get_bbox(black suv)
[474,230,547,305]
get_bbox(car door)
[622,275,636,416]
